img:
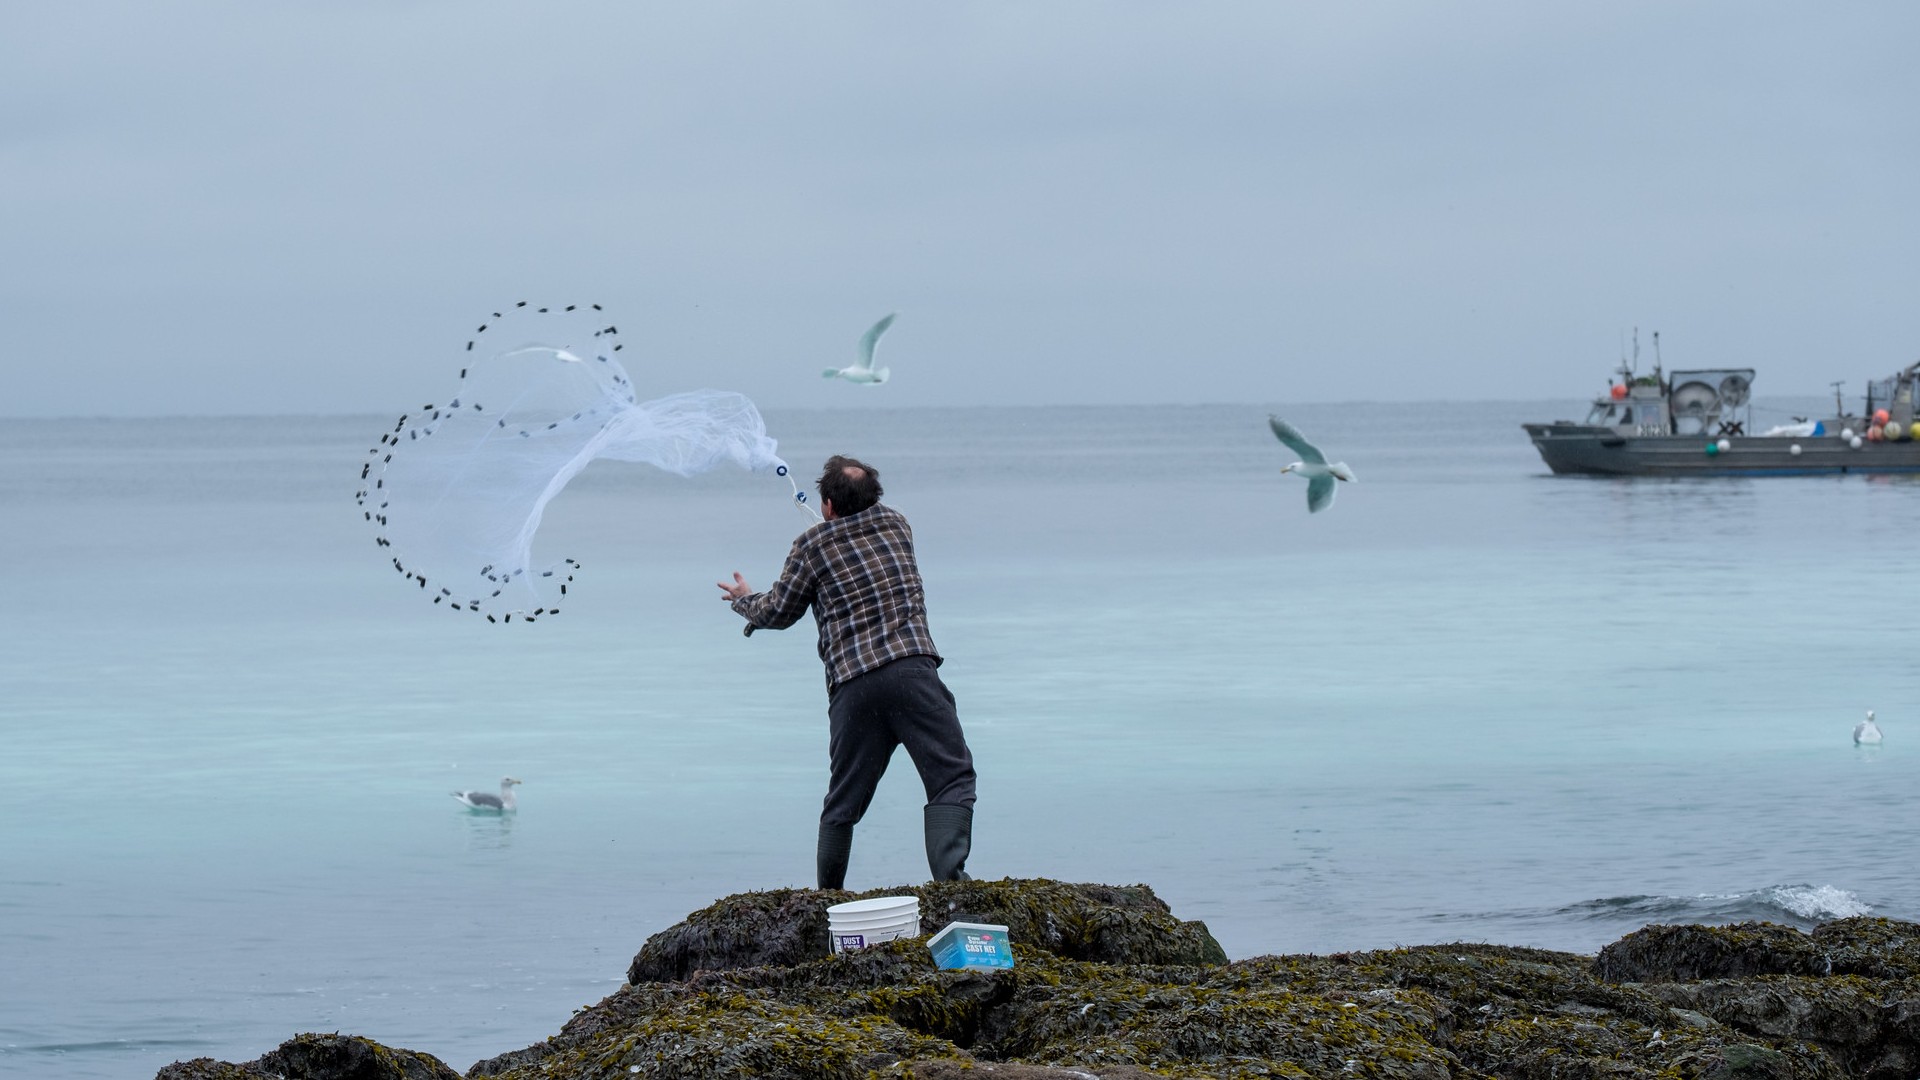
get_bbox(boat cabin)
[1584,368,1754,437]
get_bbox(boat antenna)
[1832,380,1846,416]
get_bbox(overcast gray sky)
[4,2,1916,417]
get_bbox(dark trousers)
[822,655,976,827]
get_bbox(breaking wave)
[1554,885,1871,928]
[1419,884,1874,950]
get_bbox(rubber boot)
[817,822,853,890]
[923,803,973,882]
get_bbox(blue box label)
[929,925,1016,970]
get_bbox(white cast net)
[356,302,814,622]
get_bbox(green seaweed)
[164,884,1920,1080]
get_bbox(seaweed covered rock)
[977,957,1456,1079]
[491,919,1856,1080]
[1597,918,1920,984]
[1211,945,1837,1080]
[1642,976,1920,1080]
[155,1033,462,1080]
[626,878,1226,984]
[896,1066,1162,1079]
[1599,923,1837,982]
[1808,918,1920,980]
[473,976,966,1080]
[255,1033,464,1080]
[1667,1042,1838,1080]
[160,889,1920,1080]
[625,887,832,983]
[155,1061,265,1080]
[919,879,1229,967]
[1597,919,1920,1080]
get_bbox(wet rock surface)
[157,882,1920,1080]
[155,1032,463,1080]
[625,879,1229,985]
[1600,918,1920,1080]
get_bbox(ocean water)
[3,401,1913,1079]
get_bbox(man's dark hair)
[819,455,883,516]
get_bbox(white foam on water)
[1437,883,1875,939]
[1764,885,1871,921]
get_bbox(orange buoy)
[1610,384,1628,400]
[1875,409,1891,425]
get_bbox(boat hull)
[1522,424,1920,476]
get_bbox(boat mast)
[1617,327,1638,388]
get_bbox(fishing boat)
[1523,335,1920,476]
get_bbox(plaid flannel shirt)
[731,502,941,690]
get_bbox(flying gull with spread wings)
[823,314,896,384]
[1268,416,1357,513]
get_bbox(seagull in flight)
[453,777,522,811]
[823,314,896,384]
[1854,711,1883,746]
[1269,415,1356,513]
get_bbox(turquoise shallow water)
[2,402,1914,1078]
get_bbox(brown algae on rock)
[160,882,1920,1080]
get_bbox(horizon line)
[0,392,1851,424]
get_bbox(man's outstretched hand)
[717,572,752,602]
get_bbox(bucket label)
[834,933,866,950]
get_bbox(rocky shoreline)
[157,878,1920,1080]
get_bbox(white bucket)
[827,895,921,953]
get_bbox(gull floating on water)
[823,314,895,385]
[1268,415,1357,513]
[453,777,521,811]
[1854,711,1883,746]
